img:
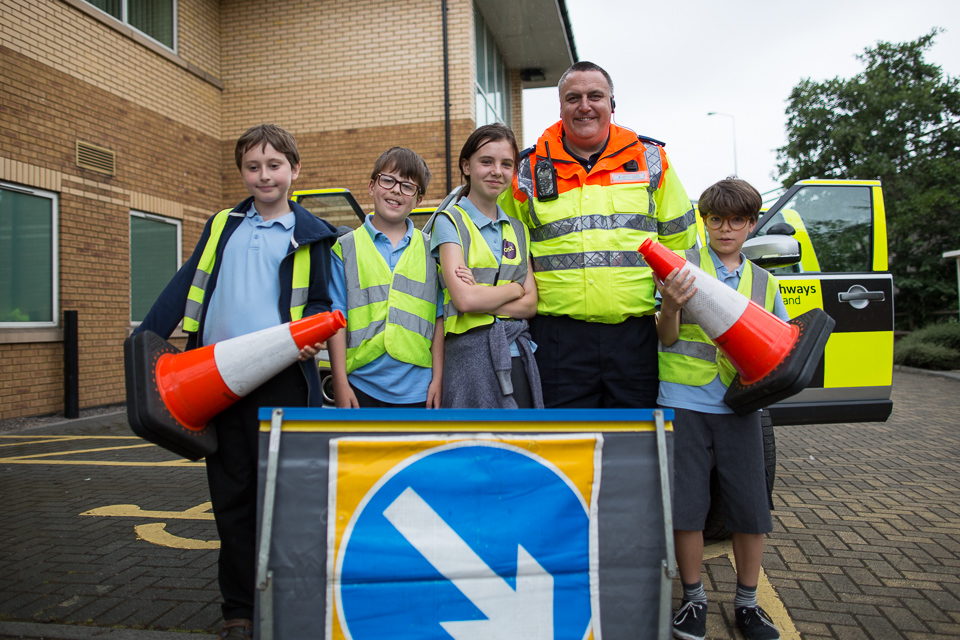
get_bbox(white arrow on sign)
[383,486,554,640]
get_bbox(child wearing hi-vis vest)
[429,124,542,408]
[133,124,338,638]
[656,178,789,640]
[328,147,444,408]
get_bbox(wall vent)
[76,141,116,176]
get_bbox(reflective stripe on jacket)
[436,204,529,336]
[658,247,779,387]
[499,121,696,323]
[333,227,437,372]
[182,208,311,332]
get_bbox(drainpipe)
[442,0,452,194]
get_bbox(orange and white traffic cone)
[124,311,345,460]
[639,239,834,415]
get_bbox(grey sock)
[734,582,758,608]
[682,580,707,604]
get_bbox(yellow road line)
[3,443,155,460]
[0,435,141,440]
[82,502,214,520]
[703,540,799,639]
[135,523,219,550]
[0,458,202,467]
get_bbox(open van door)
[745,179,894,425]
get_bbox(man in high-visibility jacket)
[499,61,697,408]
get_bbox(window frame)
[129,210,182,326]
[0,182,59,329]
[81,0,178,52]
[473,6,510,128]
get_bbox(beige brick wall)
[220,0,473,136]
[0,37,220,419]
[509,68,524,145]
[0,0,222,139]
[219,0,477,203]
[177,0,221,80]
[0,0,528,420]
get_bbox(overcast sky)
[522,0,960,203]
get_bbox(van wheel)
[702,410,776,542]
[320,370,336,406]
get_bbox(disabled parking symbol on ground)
[330,439,599,640]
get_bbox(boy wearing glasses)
[328,147,444,408]
[656,178,788,640]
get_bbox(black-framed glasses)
[704,214,750,231]
[376,174,421,197]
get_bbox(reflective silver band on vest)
[389,307,435,340]
[516,156,540,227]
[645,145,662,217]
[529,213,657,243]
[644,145,662,190]
[393,273,436,301]
[751,267,769,304]
[658,338,718,362]
[346,318,386,348]
[191,269,210,291]
[532,251,649,272]
[659,209,697,237]
[291,287,308,308]
[184,299,202,323]
[344,308,436,348]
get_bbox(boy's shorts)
[671,407,773,534]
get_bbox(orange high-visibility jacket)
[499,122,696,324]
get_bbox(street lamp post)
[707,111,738,177]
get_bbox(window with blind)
[474,6,510,128]
[84,0,176,50]
[130,212,181,323]
[0,184,57,326]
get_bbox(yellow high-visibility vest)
[182,209,310,333]
[333,227,437,372]
[435,205,529,336]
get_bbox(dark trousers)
[529,314,659,409]
[206,363,307,621]
[351,385,429,408]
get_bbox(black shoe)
[220,618,253,639]
[736,605,781,640]
[672,599,707,640]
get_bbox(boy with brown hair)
[328,147,444,408]
[134,124,338,638]
[656,178,789,640]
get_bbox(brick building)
[0,0,576,420]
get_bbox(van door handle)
[839,291,885,302]
[839,285,885,309]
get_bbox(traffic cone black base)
[724,308,835,416]
[124,331,217,461]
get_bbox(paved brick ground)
[1,369,958,638]
[0,416,221,637]
[694,369,960,639]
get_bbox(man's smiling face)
[559,70,613,157]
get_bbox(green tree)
[776,29,960,330]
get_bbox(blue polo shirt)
[203,207,294,346]
[330,214,442,404]
[657,246,790,414]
